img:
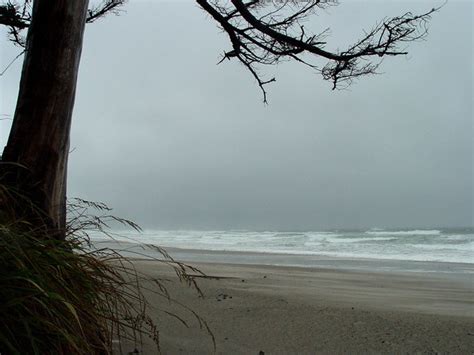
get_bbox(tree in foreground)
[0,0,437,353]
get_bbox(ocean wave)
[270,233,309,241]
[365,229,441,236]
[89,229,473,265]
[306,232,343,238]
[445,234,473,241]
[411,242,474,251]
[323,237,397,243]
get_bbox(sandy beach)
[118,256,474,354]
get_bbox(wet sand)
[122,259,474,354]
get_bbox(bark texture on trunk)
[1,0,89,235]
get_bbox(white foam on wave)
[445,234,472,241]
[366,229,441,236]
[323,236,397,243]
[411,241,474,251]
[89,229,474,265]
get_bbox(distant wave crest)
[90,228,473,264]
[366,229,441,236]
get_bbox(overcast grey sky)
[1,0,472,230]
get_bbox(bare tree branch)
[1,0,439,102]
[86,0,125,23]
[0,49,24,75]
[197,0,440,101]
[0,0,126,48]
[0,2,28,28]
[0,1,31,46]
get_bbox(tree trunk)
[1,0,89,237]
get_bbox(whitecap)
[366,229,441,236]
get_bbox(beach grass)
[0,196,210,354]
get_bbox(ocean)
[92,228,473,266]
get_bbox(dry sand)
[121,260,473,354]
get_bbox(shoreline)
[92,239,474,278]
[119,259,474,354]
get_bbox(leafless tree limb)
[0,49,24,75]
[0,1,30,46]
[0,0,126,47]
[86,0,125,23]
[197,0,439,102]
[1,0,439,102]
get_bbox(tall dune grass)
[0,194,212,354]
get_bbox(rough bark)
[1,0,89,236]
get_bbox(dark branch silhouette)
[0,1,30,46]
[86,0,124,23]
[1,0,438,101]
[197,0,438,102]
[0,0,125,46]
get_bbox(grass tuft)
[0,196,213,354]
